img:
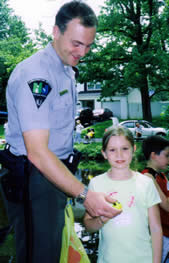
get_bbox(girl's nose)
[116,150,123,158]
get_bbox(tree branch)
[150,89,169,99]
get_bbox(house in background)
[76,82,169,120]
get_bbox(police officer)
[4,1,120,263]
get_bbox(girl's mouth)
[116,160,125,164]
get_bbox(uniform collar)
[45,42,74,79]
[45,42,64,69]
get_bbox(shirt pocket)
[50,93,74,129]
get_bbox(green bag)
[59,203,90,263]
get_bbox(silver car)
[119,120,167,139]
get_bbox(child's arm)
[83,211,109,233]
[148,204,162,263]
[145,172,169,212]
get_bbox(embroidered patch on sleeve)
[28,79,52,108]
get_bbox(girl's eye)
[123,147,129,151]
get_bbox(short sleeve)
[146,178,161,208]
[14,69,53,132]
[88,179,95,192]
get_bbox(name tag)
[59,89,68,96]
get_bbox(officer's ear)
[53,25,61,39]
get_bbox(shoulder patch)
[28,79,52,108]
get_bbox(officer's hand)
[84,190,122,218]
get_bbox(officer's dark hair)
[142,135,169,160]
[55,1,98,34]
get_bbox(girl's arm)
[148,204,163,263]
[145,173,169,212]
[83,211,109,233]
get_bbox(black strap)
[144,167,163,179]
[144,167,157,178]
[61,149,82,175]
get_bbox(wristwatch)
[76,186,88,204]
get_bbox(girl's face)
[153,146,169,171]
[102,135,134,170]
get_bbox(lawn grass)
[0,125,4,137]
[81,119,113,138]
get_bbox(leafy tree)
[0,0,36,109]
[0,0,54,110]
[34,23,52,49]
[78,0,169,121]
[161,105,169,129]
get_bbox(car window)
[140,122,147,128]
[122,122,135,128]
[146,121,155,128]
[141,122,151,128]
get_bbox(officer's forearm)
[23,129,84,197]
[28,148,84,197]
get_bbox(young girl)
[83,126,162,263]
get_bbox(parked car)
[93,108,113,122]
[75,107,93,127]
[119,120,167,139]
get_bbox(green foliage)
[79,160,110,176]
[0,0,52,109]
[0,125,5,149]
[34,23,52,49]
[161,106,169,129]
[0,0,36,108]
[76,142,103,161]
[75,142,110,175]
[0,233,16,258]
[131,141,146,172]
[78,0,169,121]
[0,192,16,260]
[0,125,4,137]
